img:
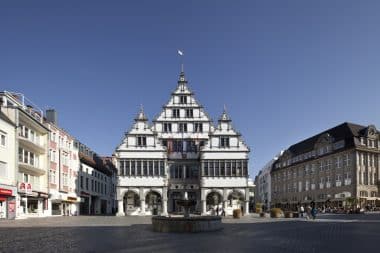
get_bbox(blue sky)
[1,0,380,177]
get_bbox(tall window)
[180,95,187,104]
[220,137,229,148]
[143,161,148,175]
[163,123,172,133]
[172,109,180,118]
[185,109,193,118]
[336,156,342,168]
[0,161,7,178]
[0,131,6,147]
[179,123,187,133]
[137,136,147,147]
[194,123,203,133]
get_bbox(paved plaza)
[0,213,379,253]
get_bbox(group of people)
[299,203,318,220]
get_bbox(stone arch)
[123,190,140,215]
[227,190,245,211]
[145,190,162,215]
[206,191,223,210]
[120,188,139,199]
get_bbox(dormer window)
[220,137,229,148]
[137,136,146,147]
[185,109,193,118]
[172,109,180,118]
[180,96,187,104]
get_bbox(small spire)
[135,105,148,121]
[219,105,231,122]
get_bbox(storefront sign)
[18,182,32,194]
[67,197,77,201]
[0,188,12,196]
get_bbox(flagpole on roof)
[178,49,184,72]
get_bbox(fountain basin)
[152,216,223,233]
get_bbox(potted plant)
[255,203,263,213]
[270,208,284,218]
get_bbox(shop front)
[0,186,17,219]
[18,182,49,217]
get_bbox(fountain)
[152,191,223,233]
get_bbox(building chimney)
[46,109,58,125]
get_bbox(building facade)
[76,141,116,215]
[0,91,50,217]
[0,110,17,219]
[46,113,81,216]
[114,71,251,216]
[255,151,283,210]
[271,123,380,210]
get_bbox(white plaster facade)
[0,91,50,218]
[0,110,17,219]
[115,71,251,216]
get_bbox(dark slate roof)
[271,122,376,173]
[287,122,366,156]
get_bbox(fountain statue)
[151,190,223,233]
[176,192,196,218]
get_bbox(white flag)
[178,50,184,56]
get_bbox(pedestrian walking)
[311,206,317,220]
[221,207,226,216]
[300,205,305,218]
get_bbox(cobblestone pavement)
[0,213,379,253]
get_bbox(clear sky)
[1,0,380,178]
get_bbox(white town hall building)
[114,71,251,216]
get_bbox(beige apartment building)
[271,122,380,210]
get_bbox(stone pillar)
[244,201,249,215]
[116,200,125,216]
[356,152,360,186]
[368,153,371,185]
[201,200,207,215]
[162,200,168,216]
[25,197,28,214]
[183,165,186,179]
[139,188,145,215]
[140,200,146,215]
[162,187,168,216]
[38,199,43,216]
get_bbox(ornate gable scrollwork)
[366,125,378,139]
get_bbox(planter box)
[284,211,293,218]
[233,209,242,219]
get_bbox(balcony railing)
[18,134,46,154]
[19,161,46,176]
